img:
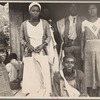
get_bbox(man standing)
[57,4,85,71]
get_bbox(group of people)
[0,1,100,98]
[55,3,100,97]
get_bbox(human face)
[69,4,77,16]
[0,50,6,62]
[63,58,75,72]
[29,5,40,19]
[42,9,49,19]
[88,4,97,17]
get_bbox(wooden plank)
[9,3,24,60]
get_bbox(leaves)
[0,3,9,46]
[0,31,9,46]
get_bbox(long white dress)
[22,20,51,97]
[82,18,100,89]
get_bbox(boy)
[53,54,87,97]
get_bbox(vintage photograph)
[0,0,100,98]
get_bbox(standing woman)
[20,2,52,97]
[82,4,100,96]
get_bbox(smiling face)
[29,5,40,19]
[88,4,97,17]
[63,57,75,73]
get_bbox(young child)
[5,53,23,90]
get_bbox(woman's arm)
[81,20,86,60]
[44,20,52,45]
[81,31,85,60]
[20,23,26,48]
[20,23,35,52]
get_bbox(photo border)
[0,0,100,99]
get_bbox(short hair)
[8,53,17,61]
[63,54,76,62]
[88,3,98,10]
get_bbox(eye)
[66,61,74,64]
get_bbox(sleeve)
[60,78,69,96]
[10,59,19,70]
[5,64,12,74]
[82,21,85,32]
[44,20,52,45]
[81,21,86,60]
[19,22,27,47]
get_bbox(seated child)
[5,53,23,90]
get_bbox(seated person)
[53,54,87,97]
[5,53,23,90]
[0,45,13,96]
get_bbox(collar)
[69,15,77,20]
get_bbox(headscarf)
[29,2,41,11]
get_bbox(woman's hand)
[26,43,35,52]
[34,42,47,53]
[35,44,44,53]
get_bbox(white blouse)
[26,19,43,48]
[82,18,100,37]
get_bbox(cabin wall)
[9,3,24,60]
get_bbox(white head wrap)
[29,2,41,11]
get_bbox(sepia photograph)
[0,0,100,99]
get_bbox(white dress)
[22,20,51,97]
[82,18,100,89]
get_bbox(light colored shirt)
[26,19,43,48]
[68,15,77,40]
[5,63,17,82]
[82,18,100,37]
[5,59,22,82]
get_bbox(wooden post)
[9,3,24,60]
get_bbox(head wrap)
[29,2,41,11]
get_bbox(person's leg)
[52,73,61,96]
[97,87,100,97]
[87,87,93,97]
[92,89,98,97]
[96,52,100,97]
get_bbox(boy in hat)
[53,54,87,97]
